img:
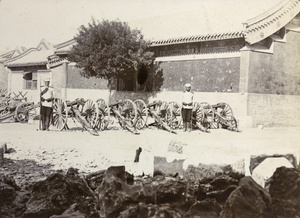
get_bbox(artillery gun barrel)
[66,98,86,107]
[211,103,226,109]
[108,102,120,107]
[147,101,162,108]
[108,100,130,108]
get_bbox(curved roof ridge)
[36,38,54,51]
[54,38,76,49]
[0,50,15,59]
[244,0,300,44]
[5,48,39,64]
[5,48,54,67]
[244,0,291,27]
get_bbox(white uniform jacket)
[41,86,54,108]
[182,91,193,109]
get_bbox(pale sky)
[0,0,281,53]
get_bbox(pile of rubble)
[1,164,299,218]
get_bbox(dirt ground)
[0,118,299,188]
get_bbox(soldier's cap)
[44,78,50,82]
[185,83,191,88]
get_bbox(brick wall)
[156,57,240,92]
[65,88,110,102]
[248,30,300,95]
[67,64,108,90]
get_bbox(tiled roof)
[150,31,244,47]
[0,50,14,62]
[45,0,297,52]
[54,38,76,49]
[0,46,27,62]
[4,0,298,65]
[5,49,53,67]
[129,0,292,46]
[4,39,54,67]
[244,0,300,44]
[54,39,76,54]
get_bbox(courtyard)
[1,120,299,186]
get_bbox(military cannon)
[191,102,239,132]
[165,101,182,130]
[90,98,138,134]
[191,102,213,132]
[211,102,239,132]
[51,98,99,136]
[134,99,177,134]
[0,95,38,123]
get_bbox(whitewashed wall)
[65,88,250,127]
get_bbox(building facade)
[3,0,300,127]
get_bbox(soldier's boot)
[183,122,187,132]
[187,122,191,132]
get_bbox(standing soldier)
[40,78,54,131]
[182,83,193,132]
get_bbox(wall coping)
[154,52,241,62]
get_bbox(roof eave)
[149,32,244,47]
[55,50,70,55]
[5,62,48,67]
[244,0,300,44]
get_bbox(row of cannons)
[1,93,240,135]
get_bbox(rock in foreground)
[268,166,300,218]
[220,176,272,218]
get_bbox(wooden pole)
[0,142,5,167]
[39,78,42,130]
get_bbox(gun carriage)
[0,92,38,123]
[53,98,139,135]
[93,98,138,134]
[132,99,239,133]
[133,99,177,133]
[192,102,239,132]
[211,102,239,132]
[51,98,99,135]
[0,90,240,134]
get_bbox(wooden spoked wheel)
[154,101,168,120]
[134,99,148,130]
[166,101,181,129]
[15,102,35,122]
[117,99,137,128]
[192,102,204,128]
[96,98,110,131]
[228,116,238,129]
[52,98,68,131]
[82,99,99,129]
[0,106,11,119]
[214,102,233,119]
[200,102,215,129]
[214,102,235,128]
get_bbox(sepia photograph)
[0,0,299,217]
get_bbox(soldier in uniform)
[40,78,54,131]
[182,83,193,132]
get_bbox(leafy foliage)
[68,19,154,82]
